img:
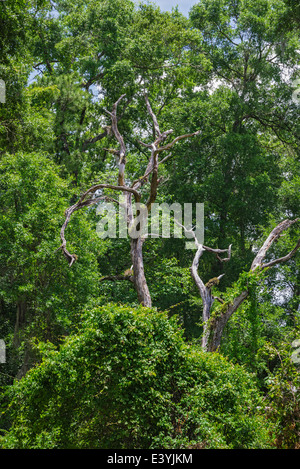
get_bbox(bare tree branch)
[58,183,141,266]
[174,219,230,346]
[158,152,173,166]
[262,238,300,268]
[203,244,232,262]
[104,94,127,186]
[58,92,201,308]
[144,93,162,138]
[80,183,141,203]
[145,145,159,211]
[173,218,201,247]
[190,243,207,295]
[251,218,299,271]
[156,130,201,153]
[179,218,299,351]
[82,130,108,151]
[207,218,300,352]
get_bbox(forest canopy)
[0,0,299,450]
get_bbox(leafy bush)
[1,304,273,449]
[263,341,300,449]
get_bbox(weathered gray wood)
[187,218,300,352]
[59,93,200,308]
[130,237,152,307]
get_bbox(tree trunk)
[206,290,249,352]
[59,93,200,311]
[201,298,214,350]
[130,237,152,307]
[204,219,300,351]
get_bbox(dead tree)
[185,218,300,352]
[58,93,200,307]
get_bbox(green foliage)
[0,0,30,64]
[1,304,273,449]
[263,341,300,448]
[21,0,203,179]
[159,0,299,287]
[0,0,299,449]
[0,152,104,380]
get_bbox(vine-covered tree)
[0,0,299,450]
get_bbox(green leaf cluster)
[1,304,273,449]
[0,0,299,449]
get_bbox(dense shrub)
[263,341,300,449]
[1,304,273,449]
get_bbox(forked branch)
[251,218,299,270]
[59,184,140,266]
[207,219,300,351]
[174,219,231,327]
[58,92,201,292]
[179,218,299,351]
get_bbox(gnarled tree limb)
[58,92,201,307]
[182,218,299,351]
[175,218,231,347]
[251,218,299,270]
[190,241,231,349]
[59,184,140,266]
[208,219,299,351]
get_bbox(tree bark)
[130,237,152,307]
[59,93,200,309]
[184,218,300,351]
[205,219,300,352]
[189,241,231,351]
[13,301,26,348]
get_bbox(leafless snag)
[190,241,232,350]
[184,218,300,351]
[174,218,231,348]
[58,93,200,307]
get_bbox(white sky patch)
[136,0,198,16]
